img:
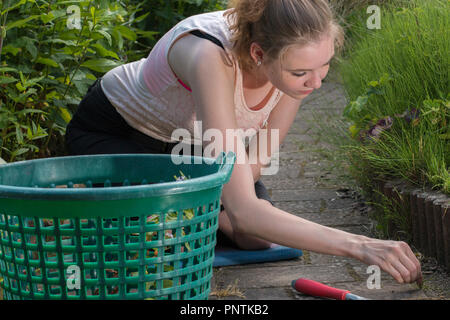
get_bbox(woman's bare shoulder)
[168,33,235,89]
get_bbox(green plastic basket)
[0,151,235,300]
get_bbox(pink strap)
[177,78,192,92]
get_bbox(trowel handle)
[292,278,368,300]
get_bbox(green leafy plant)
[0,0,149,162]
[0,0,227,163]
[343,73,392,140]
[127,0,227,48]
[420,98,450,140]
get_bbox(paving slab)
[262,163,338,182]
[276,208,369,228]
[211,257,427,300]
[212,264,361,289]
[270,188,350,201]
[262,178,343,190]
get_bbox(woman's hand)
[355,236,423,286]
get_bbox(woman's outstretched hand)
[354,236,423,287]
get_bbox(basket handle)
[216,151,236,183]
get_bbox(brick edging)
[372,179,450,271]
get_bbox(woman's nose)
[305,71,322,89]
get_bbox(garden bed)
[373,178,450,272]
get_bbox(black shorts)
[65,79,275,245]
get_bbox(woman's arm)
[170,36,422,285]
[237,200,422,285]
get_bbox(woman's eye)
[292,72,306,77]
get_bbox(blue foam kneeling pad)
[213,244,303,267]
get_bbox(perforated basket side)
[0,197,221,300]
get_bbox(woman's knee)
[233,233,273,250]
[218,201,274,250]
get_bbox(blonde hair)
[224,0,344,71]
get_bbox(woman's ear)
[249,42,264,65]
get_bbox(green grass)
[337,0,449,195]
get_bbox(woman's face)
[263,35,335,100]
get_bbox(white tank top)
[101,9,283,145]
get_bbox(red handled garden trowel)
[292,278,370,300]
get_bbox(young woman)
[65,0,422,285]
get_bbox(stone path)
[210,77,450,300]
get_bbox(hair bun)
[232,0,268,23]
